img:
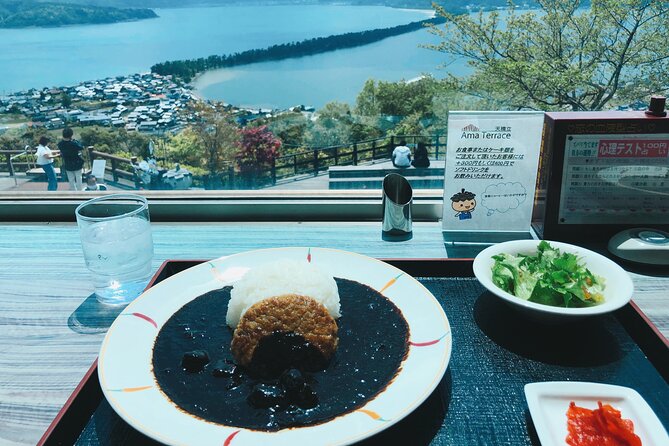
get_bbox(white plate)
[525,381,669,446]
[98,247,452,446]
[473,239,634,319]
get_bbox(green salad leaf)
[491,241,605,308]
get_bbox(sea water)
[0,6,432,92]
[80,217,154,305]
[0,5,449,107]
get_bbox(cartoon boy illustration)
[450,188,476,220]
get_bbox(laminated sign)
[558,134,669,225]
[442,112,544,240]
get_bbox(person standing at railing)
[35,136,60,191]
[58,127,85,191]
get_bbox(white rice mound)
[226,259,341,328]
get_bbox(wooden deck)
[25,166,61,176]
[0,173,123,192]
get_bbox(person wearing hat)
[35,136,60,191]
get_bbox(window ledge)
[0,189,445,222]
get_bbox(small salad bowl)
[473,239,634,319]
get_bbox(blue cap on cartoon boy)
[450,188,476,220]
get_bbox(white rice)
[225,259,341,328]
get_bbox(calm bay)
[0,5,467,109]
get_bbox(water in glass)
[80,217,153,304]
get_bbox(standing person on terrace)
[35,136,60,191]
[58,127,85,191]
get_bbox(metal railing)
[87,147,139,188]
[2,134,447,190]
[8,146,32,186]
[2,147,35,176]
[269,134,446,184]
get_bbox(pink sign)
[598,139,669,158]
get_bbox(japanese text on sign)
[443,112,544,233]
[558,134,669,225]
[598,140,669,158]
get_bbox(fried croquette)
[231,294,338,371]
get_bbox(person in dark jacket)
[57,127,85,191]
[411,142,430,168]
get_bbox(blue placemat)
[74,277,669,446]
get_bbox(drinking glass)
[75,194,154,305]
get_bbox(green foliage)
[350,120,384,142]
[0,0,157,28]
[354,76,481,138]
[261,112,309,148]
[188,103,240,181]
[78,126,150,157]
[0,126,50,151]
[305,102,353,147]
[355,80,380,116]
[378,77,439,117]
[165,129,206,168]
[389,112,426,138]
[318,102,353,123]
[118,130,153,158]
[354,76,449,128]
[79,127,117,153]
[356,77,437,117]
[60,92,72,108]
[0,133,22,152]
[252,75,484,150]
[427,0,669,111]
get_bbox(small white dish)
[473,239,634,319]
[524,381,669,446]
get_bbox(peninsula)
[151,16,446,82]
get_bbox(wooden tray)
[38,259,669,445]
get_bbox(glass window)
[1,1,665,214]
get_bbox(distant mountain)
[31,0,541,11]
[0,0,157,28]
[1,0,545,29]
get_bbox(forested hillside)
[0,0,157,28]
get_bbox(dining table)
[0,221,667,446]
